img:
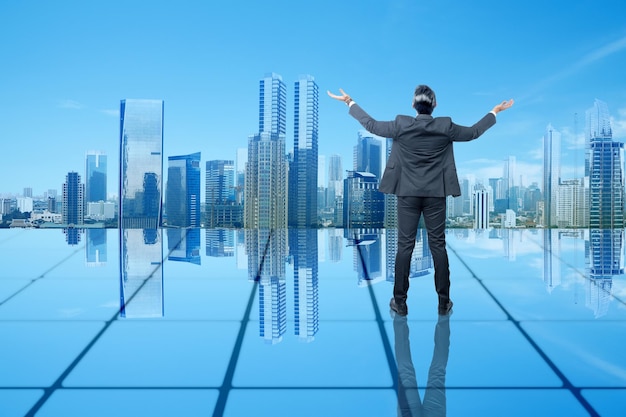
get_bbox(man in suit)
[328,85,513,316]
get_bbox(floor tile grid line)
[0,243,85,307]
[22,230,185,417]
[356,241,399,390]
[0,230,27,245]
[211,230,272,417]
[526,234,626,309]
[447,243,601,417]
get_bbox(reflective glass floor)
[1,227,625,417]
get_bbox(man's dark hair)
[412,85,436,115]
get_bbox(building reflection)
[206,228,235,257]
[167,228,200,265]
[119,228,164,318]
[86,228,107,266]
[385,227,433,283]
[63,227,82,246]
[288,229,319,342]
[246,228,288,344]
[586,229,624,317]
[542,229,564,292]
[346,228,383,286]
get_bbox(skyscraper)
[245,73,287,229]
[119,99,164,229]
[354,131,382,179]
[343,171,385,228]
[543,124,561,227]
[384,137,397,227]
[62,171,84,226]
[206,159,240,227]
[166,152,200,227]
[586,100,624,228]
[504,155,517,212]
[259,72,286,136]
[288,74,319,228]
[473,184,490,229]
[85,151,107,203]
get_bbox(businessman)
[328,85,513,316]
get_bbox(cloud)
[611,108,626,140]
[58,99,84,109]
[519,35,626,100]
[100,109,119,117]
[457,158,542,187]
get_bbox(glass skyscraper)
[543,124,561,227]
[586,100,624,228]
[206,159,239,227]
[245,73,287,230]
[119,99,164,229]
[85,151,107,203]
[288,74,319,228]
[166,152,201,227]
[62,171,84,226]
[354,131,382,179]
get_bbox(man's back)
[349,104,496,197]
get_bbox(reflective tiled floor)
[1,227,625,416]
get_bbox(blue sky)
[1,0,626,198]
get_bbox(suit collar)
[416,114,433,120]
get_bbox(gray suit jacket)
[349,103,496,197]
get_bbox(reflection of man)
[394,314,451,417]
[328,87,513,316]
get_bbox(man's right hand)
[492,99,514,114]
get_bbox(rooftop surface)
[1,227,625,417]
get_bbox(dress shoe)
[438,300,453,316]
[390,298,408,316]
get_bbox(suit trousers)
[394,196,450,306]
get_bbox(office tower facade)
[119,99,164,229]
[62,171,84,225]
[246,73,287,229]
[354,131,382,179]
[259,72,287,136]
[85,151,107,203]
[327,154,343,200]
[384,138,398,228]
[167,153,201,227]
[460,176,475,215]
[288,75,319,228]
[586,100,624,228]
[23,188,32,198]
[503,156,517,212]
[206,159,241,227]
[543,124,561,227]
[343,171,385,228]
[558,179,588,227]
[246,133,287,228]
[166,152,200,227]
[473,184,490,229]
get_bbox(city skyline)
[1,1,625,197]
